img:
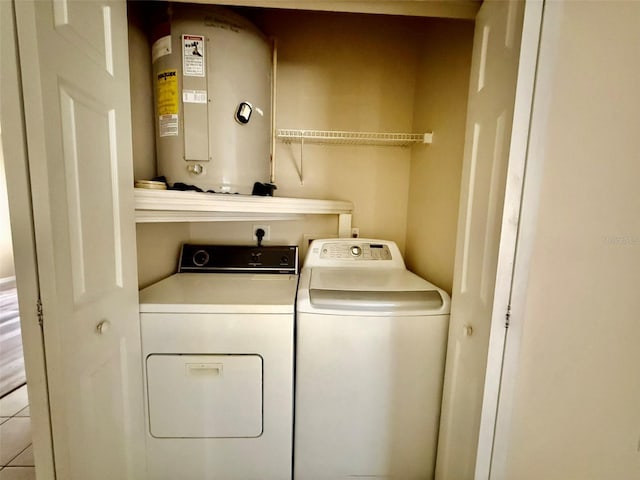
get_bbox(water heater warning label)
[159,114,178,137]
[183,34,205,77]
[156,69,179,137]
[157,70,178,114]
[183,90,207,104]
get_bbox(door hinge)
[36,298,44,327]
[505,304,511,329]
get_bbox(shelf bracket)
[338,213,352,238]
[299,132,304,186]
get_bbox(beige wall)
[404,19,473,293]
[136,223,190,288]
[127,1,157,182]
[136,216,337,288]
[500,2,640,478]
[0,129,16,279]
[259,10,429,251]
[129,6,473,286]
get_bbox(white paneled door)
[15,1,145,479]
[435,1,541,479]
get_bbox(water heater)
[152,5,272,194]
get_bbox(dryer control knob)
[192,249,210,267]
[350,245,362,257]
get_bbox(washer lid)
[139,273,298,313]
[309,268,433,292]
[307,268,448,313]
[309,289,444,311]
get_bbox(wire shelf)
[276,129,433,146]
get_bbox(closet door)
[436,1,542,479]
[15,1,145,479]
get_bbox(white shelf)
[276,129,433,146]
[134,189,354,233]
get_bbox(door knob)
[96,320,111,335]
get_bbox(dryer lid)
[139,273,298,313]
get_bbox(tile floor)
[0,282,26,398]
[0,385,34,479]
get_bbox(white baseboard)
[0,276,17,289]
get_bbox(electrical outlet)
[252,224,271,241]
[351,227,360,238]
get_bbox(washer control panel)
[319,242,392,260]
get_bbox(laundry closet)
[11,1,640,479]
[126,1,522,479]
[2,0,531,476]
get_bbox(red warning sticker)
[182,34,205,77]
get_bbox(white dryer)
[294,239,450,480]
[139,244,298,480]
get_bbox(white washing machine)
[294,239,450,480]
[139,244,298,480]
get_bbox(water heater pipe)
[270,38,278,184]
